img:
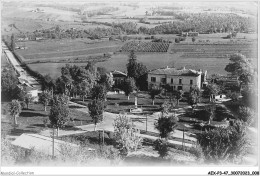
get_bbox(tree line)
[11,12,255,41]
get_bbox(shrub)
[197,120,250,163]
[154,114,178,138]
[179,37,186,41]
[43,119,49,127]
[192,110,211,121]
[214,106,234,121]
[187,145,204,161]
[175,38,180,43]
[113,115,143,156]
[153,138,168,158]
[98,146,121,165]
[238,106,255,126]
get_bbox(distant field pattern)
[121,41,170,52]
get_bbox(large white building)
[147,66,207,92]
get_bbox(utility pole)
[146,114,148,132]
[102,129,105,146]
[52,127,55,159]
[182,127,185,151]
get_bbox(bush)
[197,120,250,163]
[187,145,204,161]
[98,145,121,165]
[175,38,180,43]
[113,115,143,156]
[179,37,186,41]
[153,139,168,158]
[214,106,234,121]
[238,106,255,126]
[192,110,211,121]
[154,114,178,138]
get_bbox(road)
[2,42,41,89]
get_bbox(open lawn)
[1,102,91,137]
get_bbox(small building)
[18,78,42,102]
[148,66,206,92]
[111,70,127,89]
[188,32,199,37]
[181,32,188,37]
[35,37,43,40]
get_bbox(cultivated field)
[121,41,170,52]
[171,43,257,59]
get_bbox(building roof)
[148,67,202,77]
[111,70,127,77]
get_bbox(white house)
[148,66,206,92]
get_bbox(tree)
[39,91,52,111]
[10,34,15,51]
[153,139,168,158]
[160,101,171,115]
[88,99,105,131]
[203,83,220,102]
[85,61,96,74]
[24,94,33,109]
[42,74,55,97]
[241,88,257,109]
[148,87,161,105]
[153,114,178,158]
[77,70,97,101]
[1,67,19,101]
[9,100,22,125]
[126,50,148,88]
[113,115,143,156]
[225,53,255,85]
[91,84,107,101]
[172,90,184,105]
[188,86,201,107]
[154,114,178,139]
[98,73,114,91]
[122,77,136,100]
[49,95,70,136]
[11,86,26,102]
[238,106,255,126]
[192,37,196,43]
[60,65,73,96]
[205,105,216,124]
[197,120,249,163]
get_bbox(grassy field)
[1,102,91,137]
[9,28,258,79]
[28,52,231,78]
[16,39,123,59]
